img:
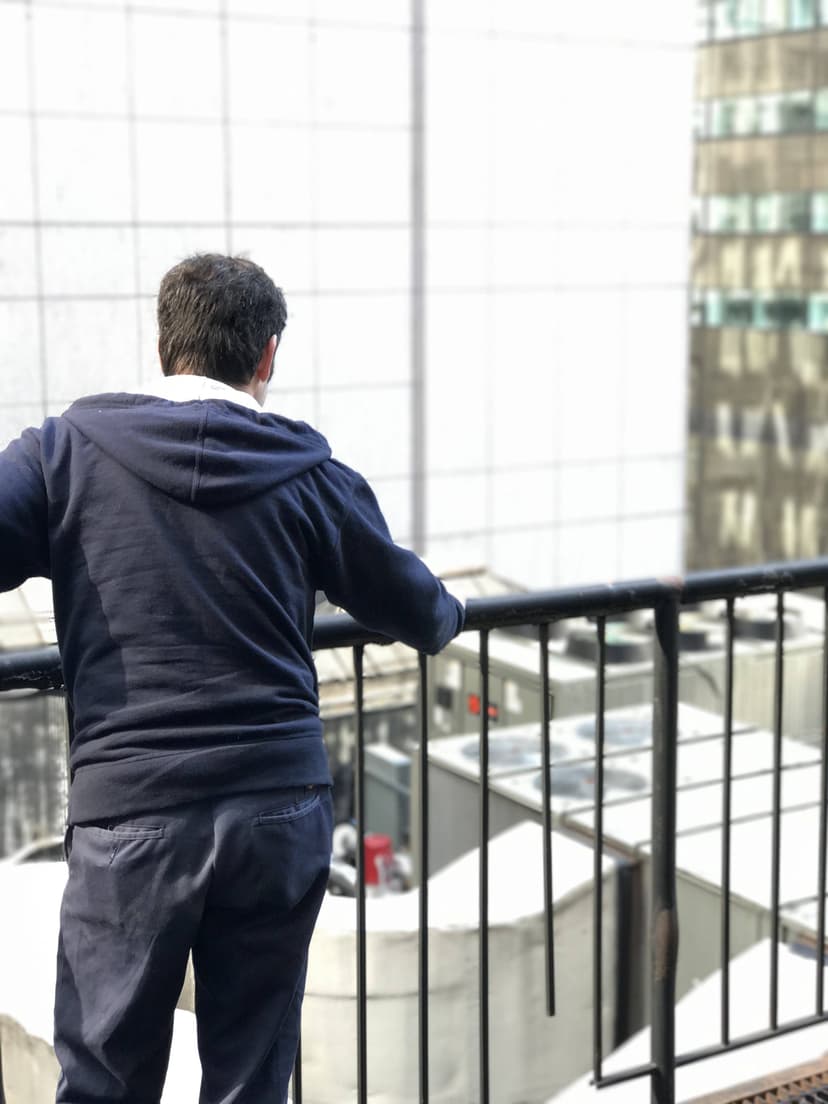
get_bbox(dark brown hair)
[157,254,287,385]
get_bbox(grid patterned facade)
[0,0,693,592]
[691,0,828,568]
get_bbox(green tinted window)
[812,192,828,231]
[790,0,818,27]
[705,291,725,326]
[781,91,814,132]
[722,293,755,326]
[709,195,752,232]
[809,295,828,332]
[756,295,808,329]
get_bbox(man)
[0,253,464,1103]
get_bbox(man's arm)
[319,475,464,655]
[0,428,50,592]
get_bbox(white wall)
[424,0,696,586]
[0,0,695,592]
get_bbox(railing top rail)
[3,556,828,692]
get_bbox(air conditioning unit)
[363,743,411,851]
[301,820,633,1102]
[419,702,749,875]
[0,689,67,860]
[428,593,826,750]
[563,726,824,1012]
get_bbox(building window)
[813,192,828,230]
[706,0,824,36]
[705,291,725,326]
[711,97,758,137]
[722,292,755,326]
[711,99,737,137]
[790,0,818,27]
[709,194,752,232]
[756,294,808,329]
[692,290,707,326]
[809,294,828,331]
[774,192,810,231]
[700,88,826,141]
[754,194,779,232]
[782,90,815,131]
[699,191,811,234]
[764,0,789,29]
[713,0,746,38]
[693,289,828,331]
[757,93,785,134]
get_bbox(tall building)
[0,0,694,593]
[690,0,828,569]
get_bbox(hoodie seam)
[190,405,209,504]
[330,472,363,562]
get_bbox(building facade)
[0,0,694,592]
[691,0,828,568]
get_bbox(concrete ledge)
[0,1016,59,1104]
[0,862,200,1104]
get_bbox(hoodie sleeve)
[0,428,50,592]
[320,475,465,655]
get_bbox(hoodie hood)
[63,393,332,506]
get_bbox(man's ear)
[256,334,279,382]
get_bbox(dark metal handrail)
[4,553,828,1104]
[5,555,828,691]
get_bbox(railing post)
[651,591,680,1104]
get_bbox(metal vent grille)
[733,1071,828,1104]
[775,1083,828,1104]
[688,1063,828,1104]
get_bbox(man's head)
[157,254,287,393]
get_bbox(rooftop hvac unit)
[428,624,660,740]
[418,703,749,876]
[710,593,825,746]
[0,690,67,860]
[363,743,410,851]
[418,705,803,1031]
[301,821,633,1103]
[428,593,826,748]
[562,728,824,1011]
[316,567,530,768]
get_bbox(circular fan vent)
[575,714,652,748]
[531,763,649,799]
[460,735,566,769]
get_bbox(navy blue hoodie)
[0,392,465,824]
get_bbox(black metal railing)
[3,557,828,1104]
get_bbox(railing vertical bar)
[479,629,491,1104]
[721,597,735,1046]
[353,644,368,1104]
[818,588,828,1015]
[651,594,679,1104]
[770,592,784,1032]
[292,1035,303,1104]
[593,616,607,1081]
[418,651,430,1104]
[539,622,556,1018]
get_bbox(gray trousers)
[55,785,333,1104]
